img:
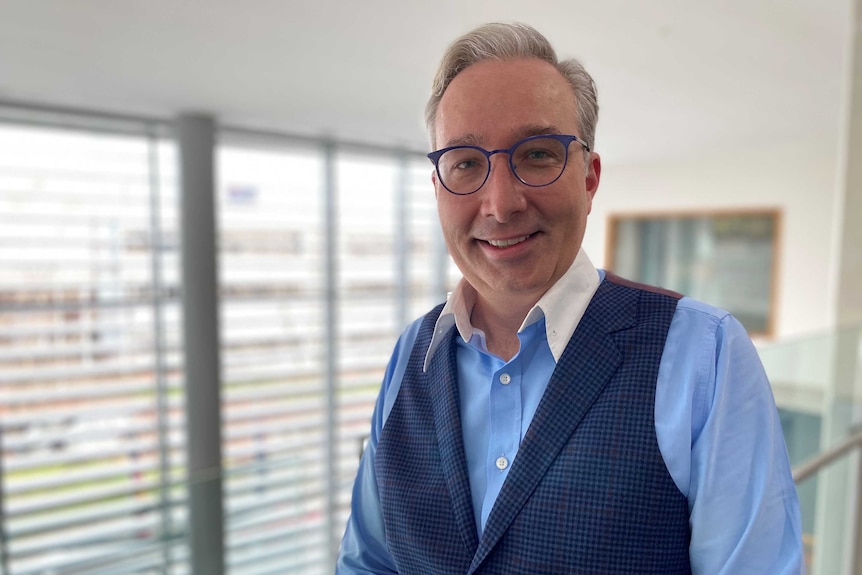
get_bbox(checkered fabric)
[375,278,692,574]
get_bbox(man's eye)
[527,150,550,160]
[455,159,480,169]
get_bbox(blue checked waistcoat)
[375,276,692,574]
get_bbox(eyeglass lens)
[437,136,568,195]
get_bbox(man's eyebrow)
[443,133,484,148]
[442,125,564,149]
[514,125,563,140]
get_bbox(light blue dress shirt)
[338,250,804,574]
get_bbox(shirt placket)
[481,358,522,527]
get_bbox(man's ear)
[586,153,601,196]
[585,153,601,214]
[431,171,438,199]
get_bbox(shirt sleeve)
[336,319,422,574]
[681,307,804,574]
[335,396,398,574]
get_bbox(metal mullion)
[322,141,338,571]
[179,114,224,575]
[0,100,168,138]
[147,126,174,575]
[0,100,428,159]
[220,124,426,159]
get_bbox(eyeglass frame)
[427,134,591,196]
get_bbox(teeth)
[487,235,530,247]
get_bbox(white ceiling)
[0,0,852,164]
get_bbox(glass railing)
[759,324,862,575]
[3,324,858,575]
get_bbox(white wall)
[582,138,843,339]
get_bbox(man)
[338,22,803,574]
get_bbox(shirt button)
[499,373,511,385]
[495,456,509,470]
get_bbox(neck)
[470,295,536,362]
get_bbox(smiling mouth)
[485,234,533,248]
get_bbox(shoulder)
[598,271,737,328]
[665,296,752,407]
[670,297,750,358]
[595,270,747,361]
[602,271,684,300]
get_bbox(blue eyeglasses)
[427,134,589,196]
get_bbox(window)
[217,143,329,573]
[216,140,445,573]
[0,121,187,574]
[0,111,446,575]
[608,210,781,336]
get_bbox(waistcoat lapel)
[468,282,636,573]
[428,324,480,555]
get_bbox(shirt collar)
[423,248,601,371]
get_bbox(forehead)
[435,57,579,148]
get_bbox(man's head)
[427,23,601,311]
[425,22,598,152]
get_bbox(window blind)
[0,123,187,575]
[217,144,329,575]
[0,113,445,575]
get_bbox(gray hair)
[425,22,598,152]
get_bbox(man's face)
[433,57,601,307]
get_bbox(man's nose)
[481,154,527,222]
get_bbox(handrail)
[793,426,862,484]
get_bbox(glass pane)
[217,144,327,574]
[610,212,778,335]
[406,158,449,319]
[334,153,399,546]
[761,326,862,575]
[0,123,186,574]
